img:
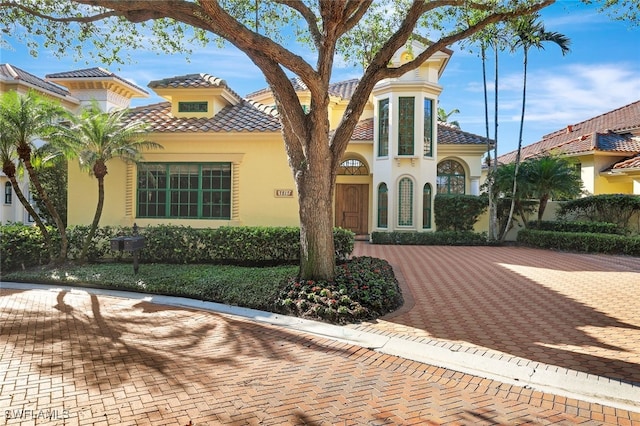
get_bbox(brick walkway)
[351,244,640,387]
[1,244,640,425]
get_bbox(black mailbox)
[110,236,126,251]
[110,224,145,274]
[123,236,145,251]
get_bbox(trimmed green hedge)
[1,224,355,272]
[557,194,640,232]
[527,221,624,235]
[434,194,488,232]
[517,229,640,256]
[371,230,491,246]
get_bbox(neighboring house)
[3,39,493,236]
[498,100,640,195]
[0,63,148,225]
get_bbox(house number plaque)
[274,189,294,198]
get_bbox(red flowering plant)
[275,256,403,324]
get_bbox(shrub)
[275,256,403,323]
[0,224,355,271]
[557,194,640,232]
[371,230,491,246]
[434,194,488,231]
[517,229,640,256]
[527,221,624,235]
[0,223,51,271]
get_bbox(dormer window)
[178,102,208,113]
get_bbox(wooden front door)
[335,184,368,235]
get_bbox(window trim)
[437,159,466,194]
[377,183,388,228]
[398,177,414,227]
[378,98,389,157]
[136,162,232,220]
[398,97,415,156]
[4,182,12,205]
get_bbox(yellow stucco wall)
[67,131,301,229]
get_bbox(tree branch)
[0,1,119,23]
[274,0,322,50]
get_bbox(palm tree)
[501,14,570,241]
[522,155,582,222]
[437,107,461,128]
[52,102,161,261]
[1,121,56,257]
[0,90,68,262]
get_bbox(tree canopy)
[3,0,627,279]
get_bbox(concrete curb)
[2,281,639,413]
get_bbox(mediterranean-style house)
[498,100,640,195]
[1,39,493,236]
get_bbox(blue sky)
[1,1,639,156]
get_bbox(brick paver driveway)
[353,244,640,386]
[1,244,639,425]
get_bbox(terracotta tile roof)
[0,63,71,97]
[499,100,640,164]
[126,100,281,133]
[46,67,148,95]
[611,153,640,170]
[328,79,360,99]
[351,118,373,140]
[148,73,242,102]
[438,123,493,145]
[246,77,360,101]
[343,118,492,145]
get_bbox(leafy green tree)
[51,102,160,262]
[2,0,564,280]
[522,155,582,222]
[0,90,67,262]
[501,13,570,241]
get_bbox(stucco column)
[470,177,480,195]
[633,177,640,195]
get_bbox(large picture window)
[137,163,231,219]
[398,97,415,156]
[437,160,465,194]
[378,99,389,157]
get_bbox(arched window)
[398,178,413,226]
[338,158,368,175]
[423,183,432,229]
[377,183,388,228]
[437,160,465,194]
[4,182,12,204]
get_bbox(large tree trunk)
[288,111,337,281]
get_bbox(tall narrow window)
[377,183,388,228]
[423,183,432,229]
[378,99,389,157]
[398,178,413,226]
[4,182,12,204]
[423,98,434,157]
[437,160,466,194]
[398,97,415,155]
